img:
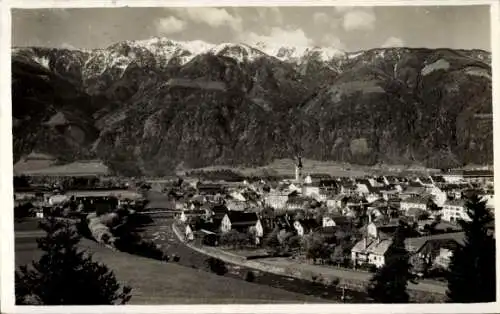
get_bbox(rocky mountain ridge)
[12,37,493,176]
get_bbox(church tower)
[295,155,303,184]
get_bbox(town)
[13,156,495,303]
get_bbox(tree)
[446,195,496,303]
[263,226,281,255]
[219,230,250,248]
[330,244,345,266]
[302,233,333,264]
[15,217,132,305]
[284,235,302,253]
[367,223,411,303]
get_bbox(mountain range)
[12,37,493,176]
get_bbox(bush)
[76,218,92,239]
[244,271,256,282]
[206,257,228,276]
[219,230,251,248]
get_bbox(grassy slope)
[15,234,324,305]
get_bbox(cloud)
[155,16,186,34]
[172,7,243,32]
[342,9,376,31]
[313,12,329,25]
[319,33,346,50]
[382,36,405,48]
[243,27,313,47]
[254,7,284,25]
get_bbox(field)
[14,220,324,304]
[180,158,443,178]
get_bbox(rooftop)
[352,238,392,256]
[405,232,466,252]
[226,211,259,224]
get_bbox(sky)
[11,5,491,52]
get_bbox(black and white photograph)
[1,0,498,312]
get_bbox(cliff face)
[12,39,493,175]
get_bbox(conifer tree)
[15,217,132,305]
[447,195,496,303]
[367,223,411,303]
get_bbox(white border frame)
[1,0,499,313]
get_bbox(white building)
[264,193,289,209]
[400,197,428,214]
[179,210,206,223]
[220,212,264,238]
[351,237,392,269]
[293,219,320,236]
[442,199,470,222]
[351,221,392,268]
[429,186,447,207]
[185,224,195,241]
[442,171,464,183]
[302,185,322,200]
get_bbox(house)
[462,169,494,184]
[360,219,401,239]
[442,170,465,183]
[318,179,340,195]
[220,211,264,238]
[293,218,321,236]
[35,207,44,218]
[304,173,331,185]
[405,232,465,254]
[400,186,427,200]
[302,184,322,200]
[400,197,428,214]
[325,194,346,209]
[264,192,289,210]
[344,195,368,207]
[428,186,447,207]
[405,232,465,270]
[185,224,195,241]
[480,193,495,210]
[406,207,428,220]
[322,215,353,229]
[179,210,206,223]
[351,237,392,268]
[225,199,248,211]
[440,184,464,199]
[285,196,312,211]
[197,182,225,195]
[229,191,246,202]
[210,204,229,220]
[356,180,372,195]
[339,182,358,195]
[442,199,470,222]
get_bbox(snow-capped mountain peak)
[254,42,346,62]
[208,42,267,62]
